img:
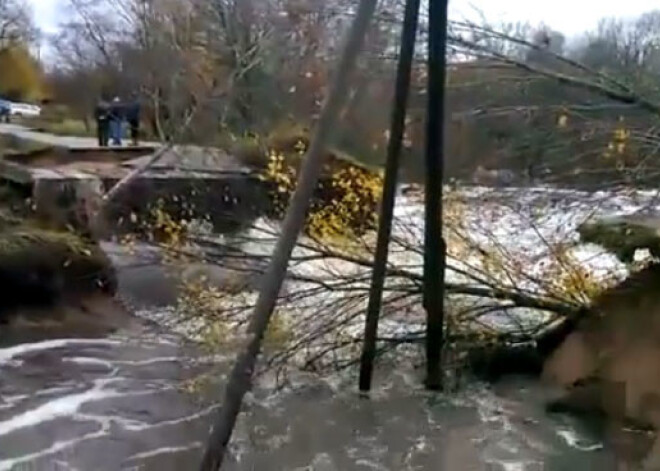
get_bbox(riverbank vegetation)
[0,186,116,317]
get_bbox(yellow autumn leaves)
[0,47,46,102]
[261,141,383,241]
[476,238,605,305]
[605,124,631,161]
[558,111,633,166]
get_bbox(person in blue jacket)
[0,99,11,123]
[108,97,124,146]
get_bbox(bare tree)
[0,0,33,50]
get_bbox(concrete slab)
[0,123,160,150]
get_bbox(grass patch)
[14,104,94,138]
[18,116,93,137]
[43,119,93,137]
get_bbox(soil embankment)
[0,209,133,336]
[543,263,660,468]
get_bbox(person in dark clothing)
[0,99,12,123]
[94,99,110,147]
[125,97,141,146]
[108,97,124,146]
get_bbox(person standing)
[108,97,124,146]
[94,98,110,147]
[125,95,141,146]
[0,99,12,123]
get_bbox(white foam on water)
[0,339,120,365]
[0,383,184,469]
[0,379,173,437]
[183,186,653,371]
[0,433,105,471]
[124,442,203,461]
[0,385,116,437]
[35,385,81,397]
[64,357,115,369]
[64,356,183,369]
[556,428,604,452]
[113,356,182,366]
[0,394,28,411]
[1,185,650,469]
[122,405,218,432]
[498,462,533,471]
[354,459,388,470]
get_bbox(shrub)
[259,133,383,240]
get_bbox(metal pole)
[423,0,449,391]
[198,0,378,469]
[358,0,421,393]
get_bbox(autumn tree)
[45,1,660,187]
[0,45,44,100]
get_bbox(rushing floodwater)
[2,186,660,470]
[0,326,629,470]
[0,329,212,470]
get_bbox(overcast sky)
[28,0,660,37]
[450,0,659,36]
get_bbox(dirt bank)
[543,263,660,468]
[0,221,125,334]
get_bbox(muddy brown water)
[0,243,656,470]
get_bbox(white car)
[9,102,41,117]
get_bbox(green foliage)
[31,118,91,137]
[17,104,92,137]
[223,133,269,170]
[176,275,291,353]
[0,207,21,229]
[177,277,226,323]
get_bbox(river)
[1,186,659,469]
[0,323,631,470]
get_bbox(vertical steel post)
[423,0,450,391]
[358,0,422,393]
